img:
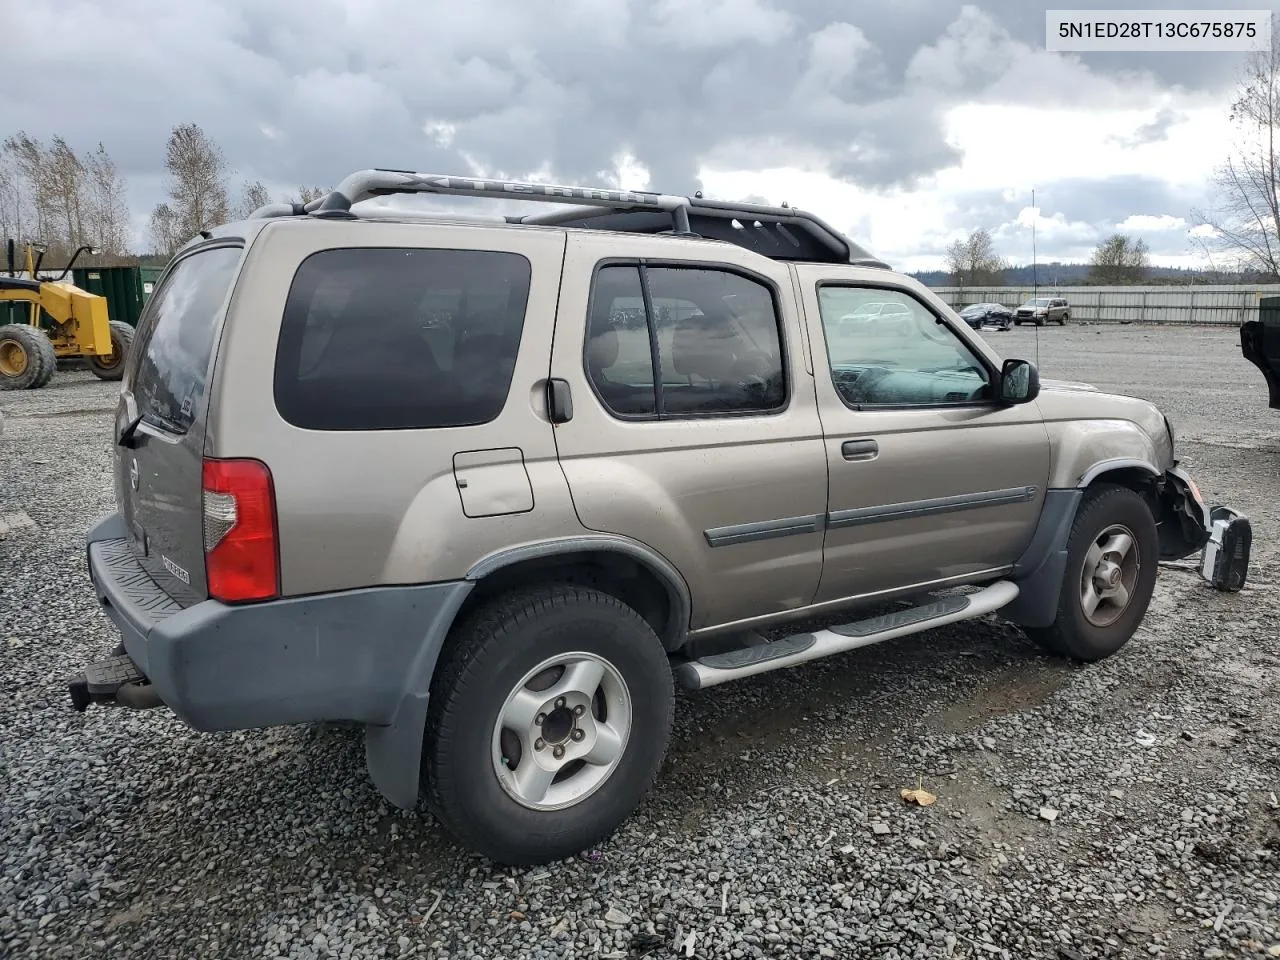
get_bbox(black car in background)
[958,302,1014,331]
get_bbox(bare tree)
[148,203,183,259]
[1,133,131,260]
[1089,233,1150,284]
[1192,15,1280,279]
[288,185,330,205]
[83,144,131,257]
[236,179,272,219]
[944,228,1008,287]
[150,122,230,254]
[3,132,54,248]
[46,136,87,250]
[0,151,25,247]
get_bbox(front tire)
[1024,483,1159,661]
[423,586,675,865]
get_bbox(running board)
[674,580,1020,690]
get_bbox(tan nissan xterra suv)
[71,169,1252,866]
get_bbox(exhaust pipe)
[69,675,165,716]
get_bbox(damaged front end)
[1158,465,1252,592]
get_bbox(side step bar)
[674,580,1020,690]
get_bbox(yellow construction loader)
[0,240,133,390]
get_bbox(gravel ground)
[2,324,1278,960]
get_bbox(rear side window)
[132,245,242,434]
[273,248,532,431]
[584,263,787,419]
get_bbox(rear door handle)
[842,439,879,461]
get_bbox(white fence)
[932,285,1280,326]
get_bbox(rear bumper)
[76,512,472,732]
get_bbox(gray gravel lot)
[2,323,1279,960]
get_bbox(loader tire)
[88,321,134,381]
[31,332,56,388]
[0,325,55,390]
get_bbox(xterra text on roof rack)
[72,169,1252,865]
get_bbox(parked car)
[71,168,1251,867]
[837,300,911,333]
[1015,297,1070,325]
[958,302,1014,331]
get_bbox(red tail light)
[202,458,279,603]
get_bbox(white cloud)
[1116,214,1186,231]
[648,0,794,48]
[424,121,457,148]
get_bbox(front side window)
[817,286,992,407]
[584,264,787,418]
[273,247,532,431]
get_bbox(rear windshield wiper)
[116,412,144,448]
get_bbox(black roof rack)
[250,168,888,268]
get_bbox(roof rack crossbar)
[250,167,887,267]
[285,169,697,233]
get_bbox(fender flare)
[365,534,692,811]
[465,533,693,647]
[1005,459,1171,628]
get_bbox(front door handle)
[842,439,879,461]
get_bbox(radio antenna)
[1031,187,1039,366]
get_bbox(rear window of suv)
[132,244,242,435]
[273,247,532,431]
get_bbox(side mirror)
[999,358,1040,404]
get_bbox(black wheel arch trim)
[465,534,693,649]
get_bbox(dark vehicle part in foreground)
[1242,295,1280,409]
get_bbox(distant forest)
[911,262,1264,288]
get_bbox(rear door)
[114,241,244,605]
[548,232,828,630]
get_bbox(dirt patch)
[930,664,1073,734]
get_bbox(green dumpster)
[140,266,165,300]
[71,264,146,327]
[0,302,36,326]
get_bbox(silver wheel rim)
[490,651,632,812]
[1080,522,1140,627]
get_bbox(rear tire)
[1024,483,1159,662]
[88,321,134,381]
[423,585,675,865]
[0,325,55,390]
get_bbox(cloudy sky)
[3,0,1273,271]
